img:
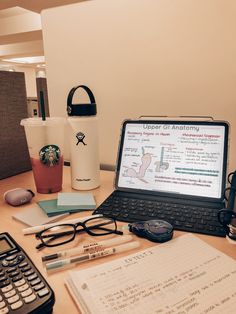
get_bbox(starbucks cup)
[20,117,66,194]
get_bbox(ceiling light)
[2,56,45,64]
[36,63,46,68]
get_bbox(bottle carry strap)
[67,85,97,116]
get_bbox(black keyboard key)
[195,224,205,230]
[122,214,129,219]
[147,213,155,217]
[174,221,182,226]
[208,226,216,231]
[184,223,194,228]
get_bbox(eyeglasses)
[35,217,123,249]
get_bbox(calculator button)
[0,301,6,309]
[1,285,13,293]
[0,254,7,260]
[18,262,28,268]
[14,278,25,287]
[30,278,41,286]
[16,255,24,263]
[1,261,8,268]
[21,288,33,298]
[9,260,21,268]
[8,250,18,255]
[0,281,10,289]
[5,255,17,262]
[0,277,7,283]
[9,271,19,278]
[0,296,2,302]
[24,293,36,304]
[0,271,4,277]
[8,256,24,267]
[21,265,31,272]
[4,289,16,298]
[34,282,45,292]
[27,273,37,281]
[24,269,34,277]
[7,294,19,304]
[17,283,29,292]
[10,300,23,310]
[6,268,17,274]
[7,261,16,267]
[37,288,49,298]
[12,275,23,283]
[0,307,9,314]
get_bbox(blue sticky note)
[57,192,96,212]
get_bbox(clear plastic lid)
[20,117,66,126]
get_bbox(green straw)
[40,90,46,121]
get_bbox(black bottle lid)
[67,85,97,116]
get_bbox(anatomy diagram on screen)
[123,147,152,183]
[155,147,169,172]
[122,146,169,183]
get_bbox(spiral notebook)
[65,234,236,314]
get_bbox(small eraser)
[4,188,35,206]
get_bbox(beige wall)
[41,0,236,171]
[14,65,37,97]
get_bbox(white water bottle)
[67,85,100,190]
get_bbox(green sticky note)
[57,192,96,212]
[37,199,60,217]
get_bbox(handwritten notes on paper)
[65,234,236,314]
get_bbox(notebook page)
[66,234,236,314]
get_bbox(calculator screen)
[0,238,13,254]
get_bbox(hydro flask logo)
[76,132,87,146]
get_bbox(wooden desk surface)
[0,167,236,313]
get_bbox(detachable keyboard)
[93,192,226,237]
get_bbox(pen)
[22,214,102,235]
[45,241,140,271]
[42,235,133,262]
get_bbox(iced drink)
[21,117,65,193]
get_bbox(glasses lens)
[85,217,116,235]
[41,224,75,246]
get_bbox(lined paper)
[65,234,236,314]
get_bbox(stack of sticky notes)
[38,192,96,217]
[12,204,69,226]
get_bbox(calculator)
[0,232,55,313]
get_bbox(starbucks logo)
[39,145,61,167]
